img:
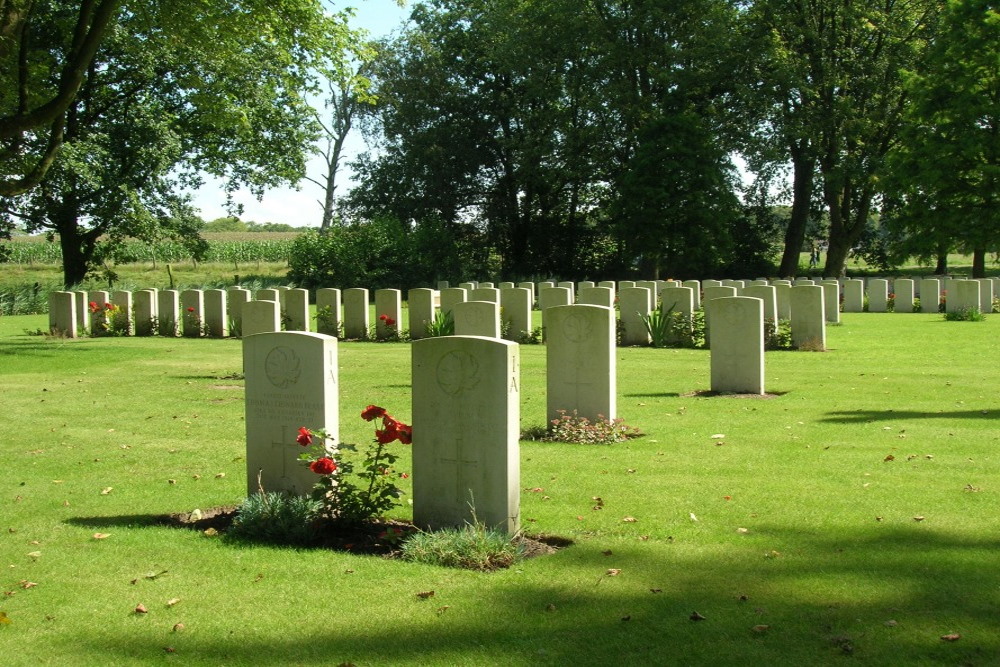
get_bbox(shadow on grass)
[0,340,102,356]
[821,409,998,423]
[63,525,1000,664]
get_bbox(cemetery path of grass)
[1,313,999,665]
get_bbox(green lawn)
[1,312,998,665]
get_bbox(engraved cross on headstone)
[269,425,291,481]
[439,433,478,502]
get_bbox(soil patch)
[160,507,570,561]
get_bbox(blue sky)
[191,1,411,226]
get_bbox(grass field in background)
[1,311,998,665]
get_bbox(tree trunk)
[54,203,99,288]
[777,153,815,277]
[934,244,948,274]
[972,246,985,278]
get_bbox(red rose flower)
[375,426,398,444]
[309,457,337,475]
[399,472,409,479]
[88,301,99,313]
[396,423,412,444]
[385,318,396,327]
[187,307,195,312]
[296,426,312,447]
[361,405,387,421]
[104,302,114,310]
[379,314,387,321]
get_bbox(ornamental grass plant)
[1,311,999,665]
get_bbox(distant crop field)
[2,232,302,265]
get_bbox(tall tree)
[743,0,940,277]
[0,0,122,196]
[883,0,1000,277]
[0,0,355,287]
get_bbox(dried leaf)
[545,604,557,612]
[751,625,770,633]
[602,550,613,556]
[0,612,10,625]
[100,487,113,495]
[621,615,631,622]
[214,473,225,479]
[940,633,961,642]
[710,434,725,439]
[689,513,698,522]
[26,551,41,560]
[606,569,621,576]
[650,588,662,594]
[736,527,749,534]
[134,603,148,614]
[416,590,435,599]
[690,611,706,621]
[436,606,450,614]
[883,454,895,462]
[19,581,37,589]
[166,598,180,607]
[526,487,544,493]
[884,620,897,627]
[622,516,637,523]
[92,533,111,540]
[203,527,218,537]
[172,623,185,632]
[913,516,925,522]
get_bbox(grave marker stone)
[412,336,519,534]
[790,285,826,350]
[868,279,889,312]
[439,287,468,315]
[180,289,204,337]
[227,287,251,336]
[343,288,370,339]
[578,286,615,308]
[374,289,402,340]
[742,285,778,324]
[546,305,615,423]
[453,300,501,338]
[48,291,77,337]
[157,290,180,336]
[470,287,500,303]
[843,279,864,312]
[133,290,157,336]
[894,279,915,313]
[243,332,338,496]
[619,286,651,345]
[500,287,532,341]
[243,300,281,336]
[709,297,764,395]
[284,288,310,332]
[316,288,342,336]
[919,279,940,313]
[821,281,840,323]
[408,288,436,340]
[111,290,133,335]
[203,289,228,337]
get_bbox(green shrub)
[944,307,986,322]
[227,492,322,546]
[639,303,674,347]
[400,521,525,571]
[425,310,455,337]
[546,409,641,444]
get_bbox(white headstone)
[88,290,109,335]
[316,288,342,336]
[180,289,204,337]
[75,291,90,331]
[842,279,864,312]
[578,286,615,308]
[111,290,133,335]
[500,287,532,341]
[203,289,228,337]
[954,280,981,312]
[517,282,536,306]
[977,279,994,313]
[133,290,157,336]
[157,290,179,337]
[453,300,501,338]
[48,291,77,337]
[469,287,500,303]
[283,288,310,332]
[821,281,840,323]
[741,285,778,324]
[682,280,701,310]
[243,332,338,496]
[919,279,940,313]
[868,279,889,312]
[243,300,281,336]
[709,297,764,395]
[546,305,616,423]
[408,288,436,340]
[227,287,252,336]
[439,287,468,315]
[790,285,826,350]
[374,289,402,340]
[894,279,915,313]
[618,286,651,345]
[412,336,519,534]
[343,288,370,339]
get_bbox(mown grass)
[0,312,998,665]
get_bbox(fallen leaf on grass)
[100,487,113,495]
[436,606,450,614]
[710,434,725,439]
[416,591,435,599]
[203,528,218,537]
[545,604,557,612]
[525,487,544,493]
[621,615,631,622]
[27,551,41,560]
[736,527,749,534]
[214,473,225,479]
[690,611,706,621]
[622,516,637,523]
[19,581,37,589]
[606,569,621,576]
[751,625,770,633]
[92,533,111,540]
[602,550,613,556]
[884,620,897,627]
[172,623,185,632]
[689,513,698,522]
[649,588,662,594]
[883,454,895,462]
[913,516,925,522]
[166,598,180,607]
[940,633,961,642]
[134,603,148,614]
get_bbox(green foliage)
[425,310,454,337]
[227,492,321,547]
[400,521,525,571]
[640,304,675,348]
[764,318,793,350]
[668,311,707,349]
[517,326,544,345]
[545,410,641,445]
[0,282,50,316]
[944,307,986,322]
